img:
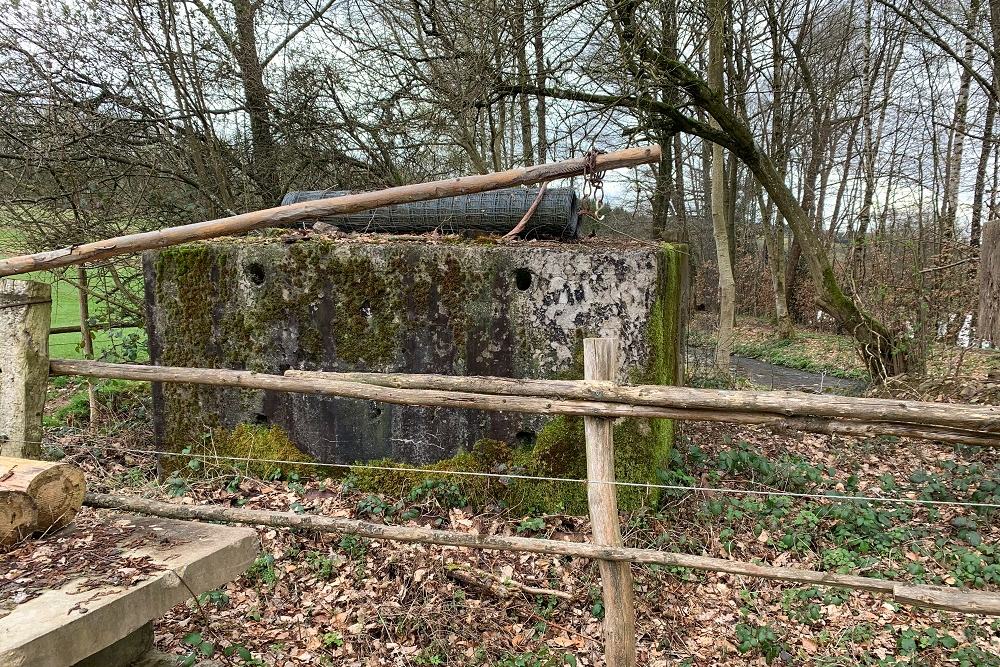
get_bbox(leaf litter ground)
[29,376,999,667]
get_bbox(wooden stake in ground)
[0,457,86,533]
[76,267,98,428]
[0,280,51,458]
[0,490,37,549]
[583,338,637,666]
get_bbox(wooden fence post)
[583,337,637,666]
[0,280,51,458]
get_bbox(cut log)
[0,490,38,549]
[0,457,86,533]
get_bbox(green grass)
[3,223,148,361]
[5,268,147,362]
[690,315,870,381]
[734,334,869,381]
[40,276,147,361]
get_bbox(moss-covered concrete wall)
[144,237,687,509]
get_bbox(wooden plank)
[84,492,1000,616]
[0,514,258,666]
[0,280,51,458]
[47,360,1000,447]
[0,146,661,277]
[583,338,637,666]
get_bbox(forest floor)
[32,376,1000,667]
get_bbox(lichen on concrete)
[145,237,687,511]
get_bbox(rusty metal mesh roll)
[280,187,580,239]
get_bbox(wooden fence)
[3,149,1000,666]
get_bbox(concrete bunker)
[144,236,687,510]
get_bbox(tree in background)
[1,0,997,379]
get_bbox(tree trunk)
[673,133,688,235]
[972,87,997,248]
[232,0,280,203]
[514,0,534,166]
[758,189,792,337]
[531,0,547,164]
[76,267,98,428]
[747,149,907,376]
[708,0,735,370]
[652,122,675,233]
[939,3,979,242]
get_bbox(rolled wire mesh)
[280,187,580,239]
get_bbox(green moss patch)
[162,424,320,479]
[351,242,687,514]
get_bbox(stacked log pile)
[0,457,86,549]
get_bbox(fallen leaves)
[0,511,164,619]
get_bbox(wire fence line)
[47,440,1000,511]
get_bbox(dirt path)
[688,346,869,394]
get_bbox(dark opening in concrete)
[515,430,537,447]
[514,268,532,291]
[246,263,266,285]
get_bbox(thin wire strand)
[59,441,1000,511]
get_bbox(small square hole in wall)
[514,268,532,291]
[246,263,266,286]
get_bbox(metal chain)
[581,148,607,221]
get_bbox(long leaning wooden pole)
[284,369,1000,435]
[583,338,637,666]
[0,146,661,277]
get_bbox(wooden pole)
[284,369,1000,434]
[0,280,51,458]
[48,360,1000,447]
[583,337,637,666]
[0,146,661,277]
[75,267,98,428]
[49,320,140,335]
[83,492,1000,616]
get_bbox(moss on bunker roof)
[187,230,653,252]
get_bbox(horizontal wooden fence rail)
[0,146,660,277]
[49,321,141,335]
[84,492,1000,616]
[285,369,1000,433]
[50,359,1000,447]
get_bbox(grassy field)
[1,232,147,361]
[43,276,148,362]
